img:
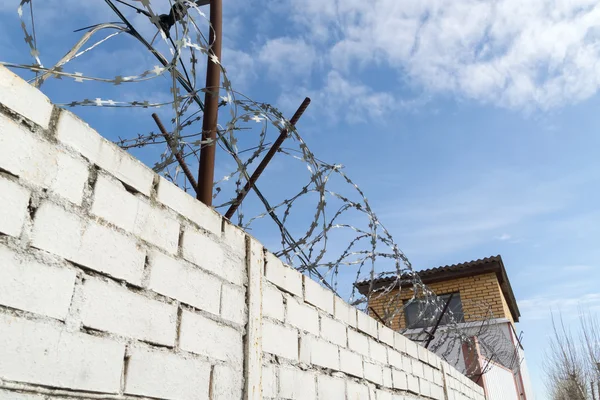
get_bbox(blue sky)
[3,1,600,398]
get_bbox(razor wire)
[3,0,521,378]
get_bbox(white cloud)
[288,0,600,110]
[496,233,512,241]
[258,37,317,82]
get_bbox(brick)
[317,375,345,400]
[286,296,319,335]
[419,377,431,397]
[375,390,393,400]
[339,348,363,378]
[263,283,284,321]
[0,117,89,205]
[412,358,424,378]
[394,331,408,353]
[347,328,369,357]
[423,364,434,381]
[405,337,419,358]
[92,175,179,254]
[369,338,388,364]
[0,245,75,320]
[279,367,316,400]
[357,310,378,338]
[181,225,245,286]
[0,176,29,237]
[364,361,383,384]
[407,374,419,394]
[382,366,393,388]
[0,390,44,400]
[334,296,357,327]
[320,315,347,346]
[0,65,53,128]
[212,364,243,400]
[418,343,430,363]
[304,275,334,314]
[392,369,407,390]
[431,384,445,400]
[0,314,124,392]
[221,283,246,325]
[125,346,211,400]
[148,250,221,315]
[265,251,302,297]
[378,324,395,347]
[347,381,370,400]
[157,176,221,236]
[299,334,339,370]
[433,369,444,386]
[387,348,403,369]
[262,320,298,361]
[56,110,154,196]
[31,202,145,285]
[263,364,277,398]
[180,310,243,366]
[221,219,246,259]
[81,277,177,346]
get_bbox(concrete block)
[407,374,419,394]
[279,367,316,400]
[387,348,403,369]
[92,175,180,254]
[419,377,431,398]
[317,374,345,400]
[212,364,243,400]
[347,381,370,400]
[378,324,395,347]
[0,175,29,237]
[31,202,145,285]
[405,337,419,359]
[382,366,393,388]
[334,296,357,328]
[392,369,407,390]
[56,110,154,196]
[423,364,434,381]
[264,251,302,297]
[347,328,369,357]
[403,353,412,371]
[375,390,393,400]
[80,277,177,346]
[339,348,363,378]
[286,296,319,335]
[125,346,211,400]
[157,176,222,236]
[418,344,430,363]
[148,250,221,316]
[221,219,246,259]
[0,390,44,400]
[0,65,53,128]
[299,334,339,370]
[263,283,284,321]
[0,115,88,205]
[412,358,424,378]
[431,384,445,400]
[369,338,388,364]
[357,310,378,338]
[0,314,124,393]
[262,320,298,361]
[433,369,444,386]
[263,364,277,398]
[180,310,243,365]
[303,275,334,314]
[0,244,76,320]
[182,225,245,286]
[320,315,347,347]
[246,237,264,400]
[221,282,246,325]
[394,331,408,353]
[364,361,383,385]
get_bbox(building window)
[404,292,465,329]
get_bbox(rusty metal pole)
[196,0,222,205]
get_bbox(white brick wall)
[0,245,76,320]
[125,346,211,400]
[0,314,124,393]
[0,65,487,400]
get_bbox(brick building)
[356,255,536,400]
